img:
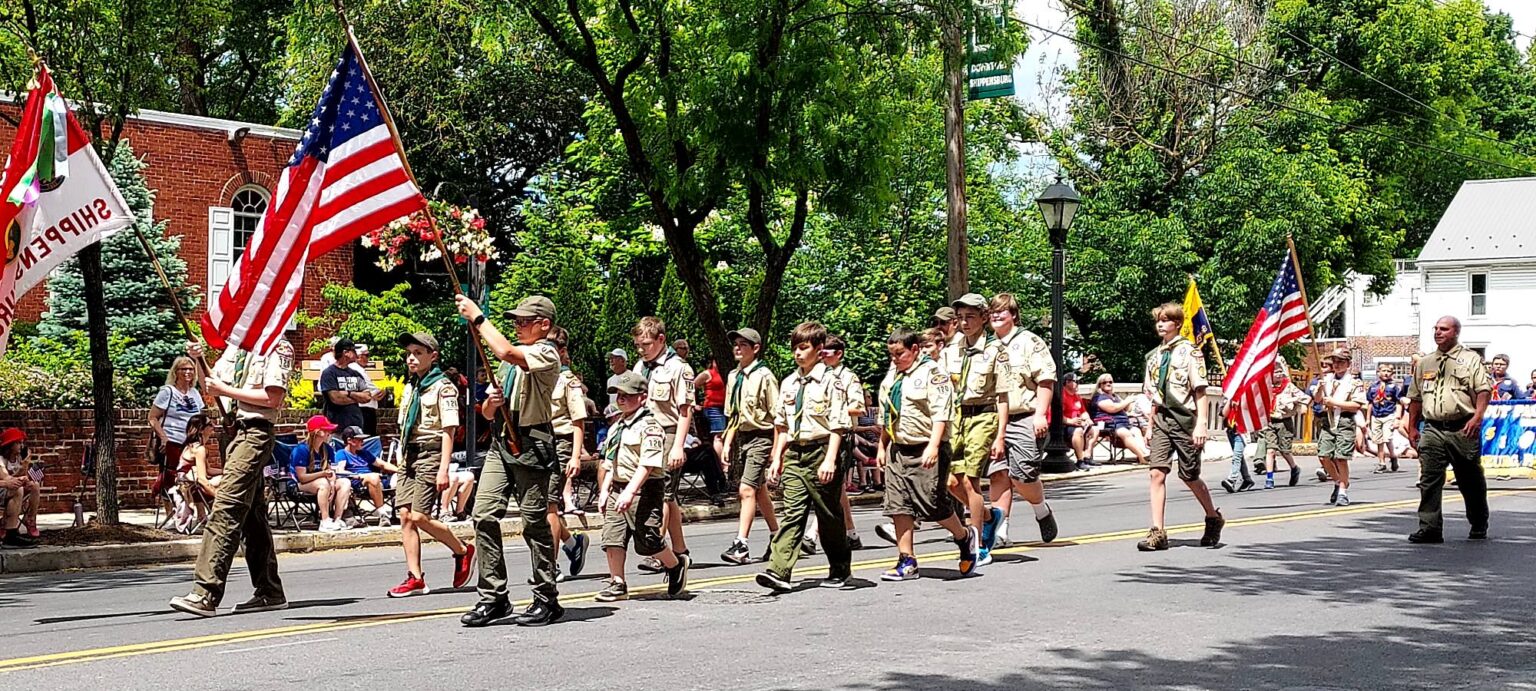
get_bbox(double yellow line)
[2,488,1527,674]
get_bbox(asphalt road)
[2,457,1533,690]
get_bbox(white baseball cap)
[609,349,628,360]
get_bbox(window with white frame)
[208,185,270,304]
[1470,272,1488,316]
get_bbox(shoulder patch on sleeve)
[275,340,295,371]
[931,373,947,385]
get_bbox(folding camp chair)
[266,435,319,531]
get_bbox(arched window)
[230,186,269,261]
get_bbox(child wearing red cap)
[0,428,39,548]
[291,415,351,532]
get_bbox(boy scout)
[1139,303,1224,552]
[987,293,1059,550]
[1406,316,1492,543]
[389,332,475,598]
[632,317,696,572]
[823,336,867,551]
[596,372,691,601]
[170,339,292,617]
[719,327,781,565]
[548,327,591,579]
[756,322,853,592]
[1258,363,1310,488]
[1315,348,1367,506]
[942,293,1011,566]
[877,327,979,581]
[454,294,564,627]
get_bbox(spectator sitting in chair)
[440,448,479,523]
[173,414,222,532]
[1059,373,1095,471]
[336,426,394,527]
[1086,373,1150,464]
[681,412,730,506]
[0,428,39,547]
[291,416,352,532]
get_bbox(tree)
[39,141,199,399]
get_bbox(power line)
[1019,18,1536,177]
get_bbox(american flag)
[202,43,425,354]
[1222,253,1310,434]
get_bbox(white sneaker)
[996,520,1010,547]
[318,519,340,532]
[375,509,393,527]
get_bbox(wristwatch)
[472,314,486,327]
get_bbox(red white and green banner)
[0,64,132,355]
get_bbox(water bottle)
[72,499,85,527]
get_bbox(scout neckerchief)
[956,332,997,416]
[403,366,445,439]
[640,347,678,381]
[1156,339,1177,404]
[789,365,818,438]
[726,360,764,433]
[883,357,925,439]
[604,408,651,464]
[1323,371,1347,424]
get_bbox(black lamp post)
[1036,176,1081,475]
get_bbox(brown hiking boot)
[1199,511,1225,547]
[1136,527,1169,551]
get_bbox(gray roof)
[1418,177,1536,263]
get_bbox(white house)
[1415,177,1536,373]
[1309,264,1422,376]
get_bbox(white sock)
[562,535,577,549]
[846,529,858,539]
[1031,502,1051,519]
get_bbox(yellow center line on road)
[3,487,1529,674]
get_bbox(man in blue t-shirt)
[321,338,373,431]
[1365,364,1404,473]
[334,426,395,526]
[1490,354,1523,401]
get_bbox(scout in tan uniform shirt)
[1257,363,1310,487]
[875,327,979,582]
[546,327,592,581]
[632,316,696,571]
[1406,316,1492,543]
[942,293,1011,565]
[756,323,853,592]
[455,294,566,627]
[987,292,1060,549]
[1314,348,1368,505]
[595,371,691,602]
[1137,302,1223,553]
[170,339,293,618]
[719,327,781,565]
[388,332,473,599]
[822,336,868,551]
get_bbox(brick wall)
[0,105,353,351]
[0,409,399,513]
[1305,336,1419,372]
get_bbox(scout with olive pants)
[169,339,293,618]
[1406,316,1492,543]
[595,371,691,602]
[388,332,474,599]
[757,322,853,592]
[1139,302,1223,553]
[720,327,781,566]
[454,294,565,628]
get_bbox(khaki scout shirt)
[1409,344,1493,421]
[397,377,460,443]
[212,339,293,421]
[641,350,695,429]
[879,357,954,446]
[602,410,666,483]
[1270,381,1310,420]
[498,340,561,427]
[1317,372,1367,424]
[1142,337,1209,411]
[942,333,1009,407]
[826,364,866,416]
[997,327,1054,414]
[725,361,778,433]
[550,367,589,437]
[775,363,850,443]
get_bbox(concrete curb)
[0,461,1176,575]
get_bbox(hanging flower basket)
[361,200,497,271]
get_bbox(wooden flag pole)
[332,1,519,450]
[1285,234,1327,378]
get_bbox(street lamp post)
[1035,176,1081,475]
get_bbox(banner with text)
[1479,400,1536,478]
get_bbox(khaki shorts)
[548,436,576,500]
[730,430,775,489]
[1316,416,1356,459]
[1003,417,1040,482]
[948,410,998,478]
[1368,416,1397,445]
[1148,410,1202,482]
[601,478,667,556]
[398,439,443,513]
[882,442,954,521]
[1257,418,1295,453]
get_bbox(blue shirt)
[334,446,377,474]
[289,444,334,478]
[1493,376,1522,401]
[1366,381,1403,418]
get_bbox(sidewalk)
[2,444,1233,574]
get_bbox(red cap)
[306,415,338,434]
[0,428,23,447]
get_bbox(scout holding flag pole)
[1182,276,1254,492]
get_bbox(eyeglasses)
[514,317,543,327]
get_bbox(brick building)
[0,102,353,350]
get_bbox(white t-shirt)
[606,372,627,408]
[317,352,337,391]
[152,385,205,444]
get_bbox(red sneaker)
[388,573,429,598]
[452,544,476,589]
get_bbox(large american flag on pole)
[202,44,425,354]
[1222,253,1310,434]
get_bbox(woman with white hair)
[1086,373,1150,464]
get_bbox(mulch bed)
[38,523,183,547]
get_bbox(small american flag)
[202,43,425,354]
[1223,254,1310,434]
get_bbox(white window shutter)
[208,207,235,305]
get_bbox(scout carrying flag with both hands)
[0,63,133,355]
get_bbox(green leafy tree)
[39,141,198,399]
[301,283,460,379]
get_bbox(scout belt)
[1424,416,1472,431]
[959,403,997,416]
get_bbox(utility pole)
[943,0,969,302]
